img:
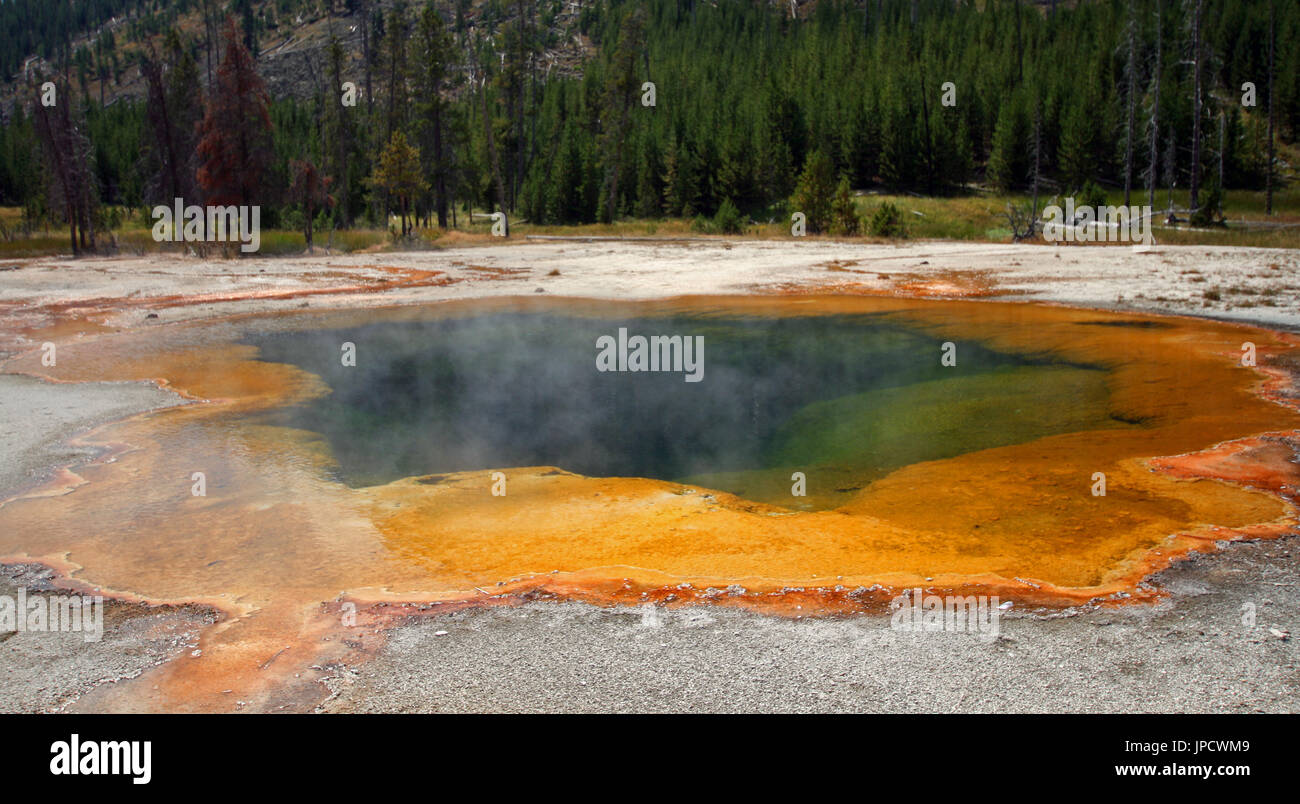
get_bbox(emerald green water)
[249,309,1130,509]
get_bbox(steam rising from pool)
[249,309,1121,507]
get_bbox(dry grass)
[2,185,1296,260]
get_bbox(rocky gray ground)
[1,240,1297,712]
[319,534,1298,714]
[0,564,216,713]
[2,241,1298,332]
[0,374,183,500]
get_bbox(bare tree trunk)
[1164,131,1176,219]
[917,70,934,195]
[479,75,509,234]
[530,0,542,202]
[1188,0,1204,214]
[1123,0,1137,206]
[1031,100,1042,220]
[383,7,406,144]
[434,102,448,228]
[201,0,216,89]
[514,0,529,211]
[1013,0,1023,83]
[328,37,352,228]
[305,197,314,248]
[1218,112,1225,201]
[1147,0,1163,210]
[142,57,176,202]
[1266,0,1275,216]
[360,0,374,112]
[34,85,72,253]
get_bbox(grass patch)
[2,184,1298,260]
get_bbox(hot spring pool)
[1,294,1295,615]
[248,306,1133,509]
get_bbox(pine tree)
[715,138,755,214]
[1058,100,1096,191]
[878,79,917,191]
[831,176,860,235]
[792,149,835,234]
[324,34,358,227]
[757,121,796,205]
[634,136,663,219]
[598,6,646,222]
[381,1,411,144]
[662,137,701,218]
[987,97,1027,192]
[368,130,427,237]
[414,2,453,228]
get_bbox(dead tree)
[1186,0,1205,215]
[1005,202,1037,243]
[1145,0,1164,210]
[1122,0,1139,206]
[30,79,98,255]
[1031,97,1043,220]
[1266,0,1276,215]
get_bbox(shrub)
[713,198,746,234]
[1190,181,1225,227]
[869,201,905,238]
[831,177,861,236]
[1079,180,1107,211]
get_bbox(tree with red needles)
[196,17,272,213]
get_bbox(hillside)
[0,0,595,113]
